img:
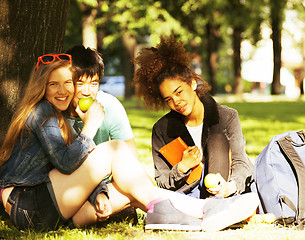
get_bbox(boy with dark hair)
[65,45,137,156]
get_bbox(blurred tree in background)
[270,0,288,95]
[224,0,265,94]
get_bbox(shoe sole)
[145,224,202,231]
[201,193,259,232]
[145,199,203,231]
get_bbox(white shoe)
[201,192,259,232]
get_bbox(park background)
[1,0,305,239]
[1,0,305,141]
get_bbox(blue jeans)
[7,181,71,231]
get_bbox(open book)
[159,137,203,184]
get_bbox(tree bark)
[270,0,286,95]
[122,32,137,99]
[206,21,220,95]
[271,15,282,95]
[233,26,243,95]
[0,0,70,145]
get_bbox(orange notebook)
[159,137,203,184]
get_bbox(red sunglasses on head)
[35,53,72,70]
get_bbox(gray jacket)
[152,94,253,194]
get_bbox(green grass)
[2,96,305,239]
[224,101,305,160]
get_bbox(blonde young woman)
[0,53,258,232]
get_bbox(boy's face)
[72,73,100,109]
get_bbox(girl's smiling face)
[45,66,74,112]
[159,78,198,117]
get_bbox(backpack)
[251,130,305,226]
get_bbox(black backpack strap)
[278,136,305,222]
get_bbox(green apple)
[78,97,93,112]
[204,173,220,189]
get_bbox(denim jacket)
[152,94,253,194]
[0,100,108,204]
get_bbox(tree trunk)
[270,0,286,95]
[0,0,70,145]
[122,32,137,99]
[80,2,100,49]
[233,27,243,95]
[271,14,282,95]
[206,22,220,95]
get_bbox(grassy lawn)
[1,96,305,239]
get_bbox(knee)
[108,139,133,155]
[108,139,127,149]
[94,139,127,154]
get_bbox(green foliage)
[226,0,267,45]
[270,0,288,19]
[77,0,98,7]
[63,0,83,50]
[63,0,303,95]
[95,0,192,46]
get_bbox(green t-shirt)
[69,91,134,145]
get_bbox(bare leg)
[72,186,207,227]
[72,183,132,227]
[49,140,160,219]
[49,141,114,219]
[50,139,207,222]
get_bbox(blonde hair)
[0,60,73,167]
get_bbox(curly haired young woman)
[133,35,254,200]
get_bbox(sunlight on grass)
[224,101,305,161]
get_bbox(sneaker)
[145,199,202,231]
[201,192,259,232]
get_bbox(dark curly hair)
[133,35,210,110]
